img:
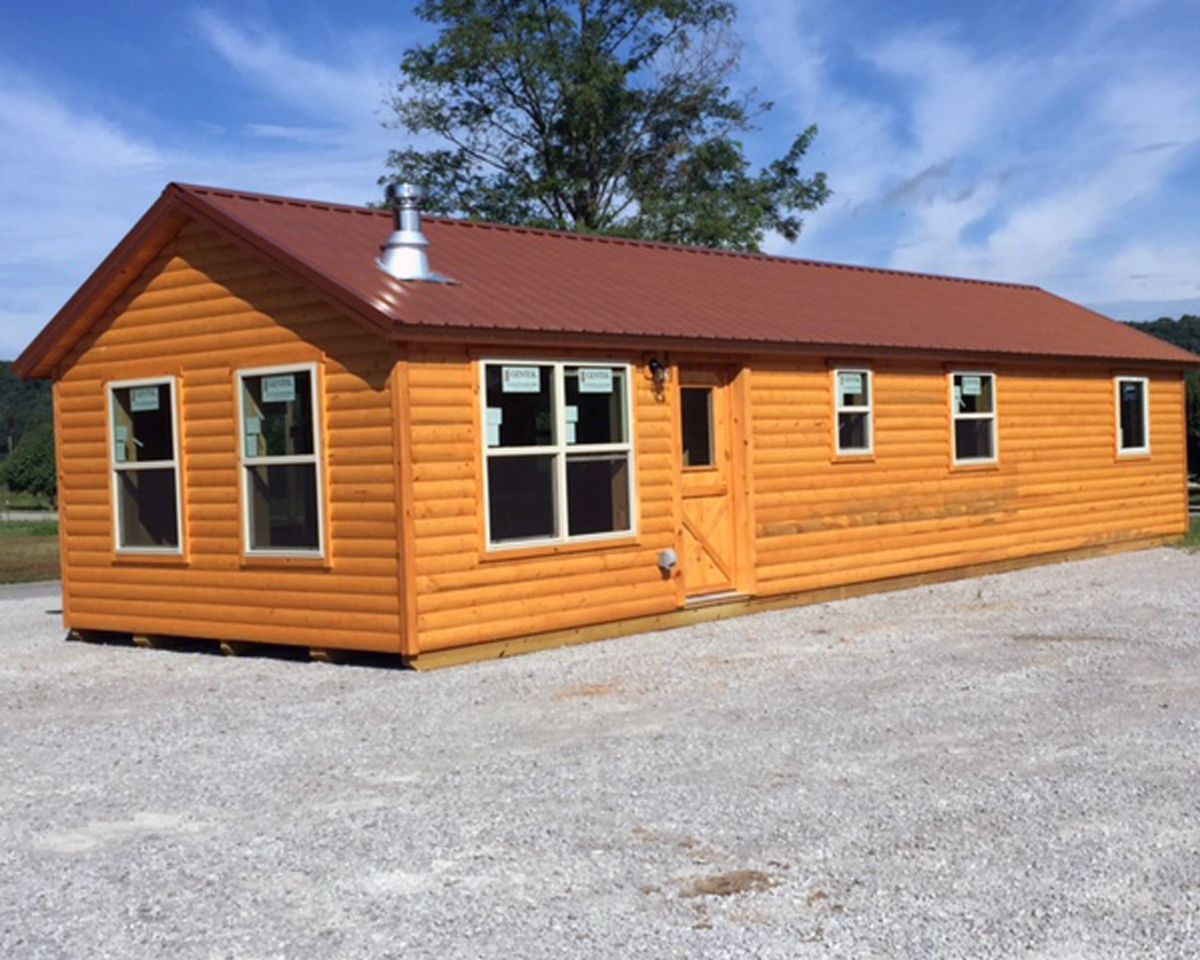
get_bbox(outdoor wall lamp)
[648,357,669,392]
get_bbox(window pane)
[564,366,626,445]
[484,364,555,447]
[112,384,174,463]
[837,371,869,408]
[838,412,870,451]
[247,463,320,550]
[242,370,315,458]
[955,418,994,460]
[681,388,713,467]
[117,468,178,548]
[567,455,630,536]
[1119,381,1146,449]
[954,374,993,414]
[487,455,557,542]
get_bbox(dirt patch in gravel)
[680,869,778,898]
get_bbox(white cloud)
[0,14,414,358]
[741,0,1200,312]
[191,9,392,134]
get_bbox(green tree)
[1128,315,1200,475]
[2,422,56,503]
[383,0,830,251]
[0,360,52,463]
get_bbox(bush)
[2,422,56,503]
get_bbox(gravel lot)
[2,548,1200,959]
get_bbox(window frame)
[1114,375,1151,457]
[479,359,637,552]
[680,384,716,470]
[832,367,874,457]
[235,361,326,558]
[949,370,999,466]
[107,375,184,555]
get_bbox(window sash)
[950,372,997,464]
[481,360,635,549]
[833,369,873,454]
[108,377,183,554]
[1116,377,1150,454]
[236,363,325,556]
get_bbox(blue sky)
[2,0,1198,359]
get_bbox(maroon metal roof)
[16,182,1198,378]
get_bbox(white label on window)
[114,443,126,463]
[501,366,540,393]
[961,376,983,396]
[565,422,577,444]
[578,367,613,394]
[485,423,501,447]
[245,416,261,436]
[245,435,259,458]
[261,374,296,403]
[564,405,579,423]
[485,407,503,426]
[130,386,159,412]
[838,372,863,395]
[115,425,128,442]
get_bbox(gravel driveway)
[2,549,1199,959]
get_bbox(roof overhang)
[14,183,397,380]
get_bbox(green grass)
[1177,517,1200,552]
[0,486,55,512]
[0,520,61,583]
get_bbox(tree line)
[0,361,54,503]
[1128,315,1200,475]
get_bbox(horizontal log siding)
[55,220,402,652]
[749,358,1187,597]
[406,346,678,653]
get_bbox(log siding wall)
[749,358,1187,599]
[402,345,681,654]
[48,218,1189,661]
[55,221,403,652]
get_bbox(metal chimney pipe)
[377,182,451,283]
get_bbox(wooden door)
[678,367,739,597]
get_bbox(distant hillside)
[0,361,52,461]
[1127,316,1200,475]
[1127,315,1200,355]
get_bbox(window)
[482,361,634,548]
[109,378,182,552]
[834,368,873,455]
[951,372,997,464]
[237,365,323,555]
[680,387,714,467]
[1116,376,1150,455]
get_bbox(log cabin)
[14,182,1199,668]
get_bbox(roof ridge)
[173,181,1039,291]
[173,182,393,219]
[424,216,1041,291]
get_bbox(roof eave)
[167,184,396,341]
[13,190,190,379]
[384,321,1200,368]
[14,183,399,381]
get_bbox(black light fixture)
[647,357,669,390]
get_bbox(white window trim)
[833,367,874,456]
[236,362,325,558]
[950,371,999,466]
[480,359,637,551]
[107,375,184,555]
[1115,375,1151,457]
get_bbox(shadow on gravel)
[64,630,408,670]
